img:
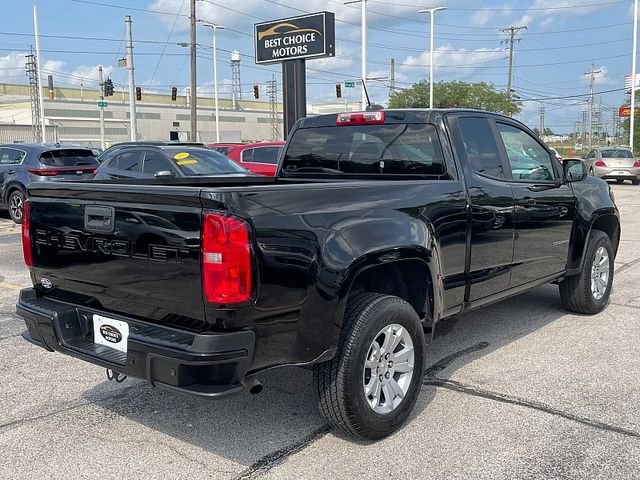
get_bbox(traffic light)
[335,83,342,98]
[136,86,142,101]
[171,86,177,101]
[103,78,114,97]
[253,84,259,99]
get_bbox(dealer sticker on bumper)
[93,314,129,353]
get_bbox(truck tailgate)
[27,183,207,330]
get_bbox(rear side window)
[251,147,281,164]
[241,148,254,162]
[112,151,142,172]
[457,118,504,178]
[282,124,446,176]
[0,148,25,165]
[40,149,98,167]
[142,151,173,174]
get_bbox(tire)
[7,189,25,224]
[559,230,614,314]
[313,293,425,440]
[632,179,640,185]
[616,179,625,184]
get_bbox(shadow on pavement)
[84,283,570,462]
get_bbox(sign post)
[255,12,335,138]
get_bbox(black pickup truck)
[17,109,619,440]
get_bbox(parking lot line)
[0,282,25,291]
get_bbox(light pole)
[418,6,447,109]
[631,0,638,153]
[345,0,368,109]
[202,23,225,144]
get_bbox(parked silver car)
[583,147,640,184]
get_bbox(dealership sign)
[254,12,335,64]
[618,106,640,117]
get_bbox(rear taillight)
[28,167,96,176]
[28,168,58,176]
[633,161,640,167]
[22,199,32,267]
[594,161,606,167]
[336,111,385,125]
[202,213,251,304]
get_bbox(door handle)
[517,197,536,206]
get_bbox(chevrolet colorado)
[16,109,619,439]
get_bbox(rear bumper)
[16,288,255,398]
[594,165,640,180]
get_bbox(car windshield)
[40,149,98,167]
[601,149,633,158]
[163,148,248,175]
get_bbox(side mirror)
[154,170,175,178]
[563,158,587,182]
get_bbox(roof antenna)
[362,78,384,111]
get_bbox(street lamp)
[418,6,447,109]
[202,23,225,143]
[345,0,367,110]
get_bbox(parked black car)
[93,145,250,179]
[95,141,205,163]
[0,143,98,223]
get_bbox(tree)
[389,80,521,116]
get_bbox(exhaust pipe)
[242,376,263,395]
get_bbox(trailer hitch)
[106,368,127,383]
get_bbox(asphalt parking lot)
[1,184,639,480]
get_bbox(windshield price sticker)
[174,152,189,160]
[176,159,198,165]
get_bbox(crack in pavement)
[424,378,640,439]
[422,343,640,440]
[233,425,332,480]
[615,256,640,276]
[0,384,144,433]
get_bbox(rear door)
[494,120,576,287]
[0,147,26,187]
[28,183,206,327]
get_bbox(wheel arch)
[570,212,620,273]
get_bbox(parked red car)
[208,142,284,176]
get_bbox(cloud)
[400,44,507,80]
[308,46,353,71]
[512,0,614,28]
[469,9,495,27]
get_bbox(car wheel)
[313,293,425,440]
[7,189,25,224]
[632,179,640,185]
[559,230,614,314]
[616,179,625,184]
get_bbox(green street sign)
[344,81,355,88]
[97,101,108,108]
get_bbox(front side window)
[496,123,555,181]
[457,117,504,178]
[0,148,25,165]
[282,123,446,176]
[142,151,173,174]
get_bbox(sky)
[0,0,637,134]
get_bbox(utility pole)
[125,15,137,141]
[33,0,46,142]
[419,7,447,109]
[25,49,43,143]
[539,104,545,139]
[80,78,84,102]
[585,63,601,149]
[581,110,587,148]
[389,57,395,101]
[345,0,368,109]
[98,65,106,150]
[203,23,224,143]
[267,75,279,141]
[500,25,527,108]
[189,0,197,141]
